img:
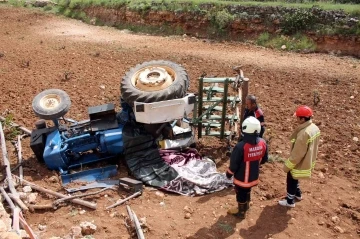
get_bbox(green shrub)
[2,114,21,141]
[63,8,73,17]
[256,32,270,45]
[7,0,26,7]
[128,0,151,13]
[238,12,249,20]
[43,5,53,11]
[214,9,235,29]
[281,9,317,34]
[256,33,316,51]
[58,0,71,8]
[292,33,316,50]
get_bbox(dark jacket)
[226,134,268,188]
[244,107,265,137]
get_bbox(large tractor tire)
[121,60,190,106]
[32,89,71,120]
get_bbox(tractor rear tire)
[32,89,71,120]
[120,60,190,106]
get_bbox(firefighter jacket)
[244,107,265,137]
[226,134,268,188]
[283,120,320,180]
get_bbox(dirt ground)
[0,5,359,239]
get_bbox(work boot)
[278,199,295,208]
[246,192,251,210]
[227,203,247,219]
[295,187,302,201]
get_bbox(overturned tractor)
[29,60,249,185]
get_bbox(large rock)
[80,221,97,236]
[70,226,82,237]
[0,220,7,232]
[27,193,38,204]
[22,186,32,193]
[0,202,12,232]
[0,232,22,239]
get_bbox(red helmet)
[294,105,313,117]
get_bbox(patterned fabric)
[160,149,233,196]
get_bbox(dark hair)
[246,95,257,104]
[299,117,311,121]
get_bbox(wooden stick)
[132,208,145,239]
[28,204,56,212]
[126,205,134,222]
[18,211,38,239]
[13,175,97,210]
[239,78,249,138]
[8,193,29,212]
[53,187,113,206]
[17,135,23,182]
[106,191,142,210]
[0,116,32,135]
[0,186,15,210]
[0,122,28,211]
[12,207,21,233]
[0,187,20,233]
[0,163,23,183]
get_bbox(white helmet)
[242,116,261,135]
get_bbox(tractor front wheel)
[32,89,71,120]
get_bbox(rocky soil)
[0,5,359,239]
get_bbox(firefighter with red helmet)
[226,116,268,219]
[279,105,320,207]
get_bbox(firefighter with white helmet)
[226,116,268,219]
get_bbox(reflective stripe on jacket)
[283,120,320,179]
[227,134,268,188]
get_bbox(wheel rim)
[39,94,62,110]
[131,65,176,92]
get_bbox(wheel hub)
[39,94,61,110]
[138,67,169,86]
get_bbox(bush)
[128,0,151,13]
[43,5,53,11]
[256,32,270,45]
[256,33,316,51]
[214,9,235,29]
[238,12,249,20]
[281,9,317,34]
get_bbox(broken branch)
[53,187,113,206]
[0,122,28,211]
[106,191,142,210]
[13,175,97,210]
[0,186,20,233]
[28,204,56,212]
[0,186,15,210]
[126,205,145,239]
[8,193,29,212]
[18,210,38,239]
[132,209,145,239]
[17,135,23,182]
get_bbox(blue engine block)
[43,126,124,172]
